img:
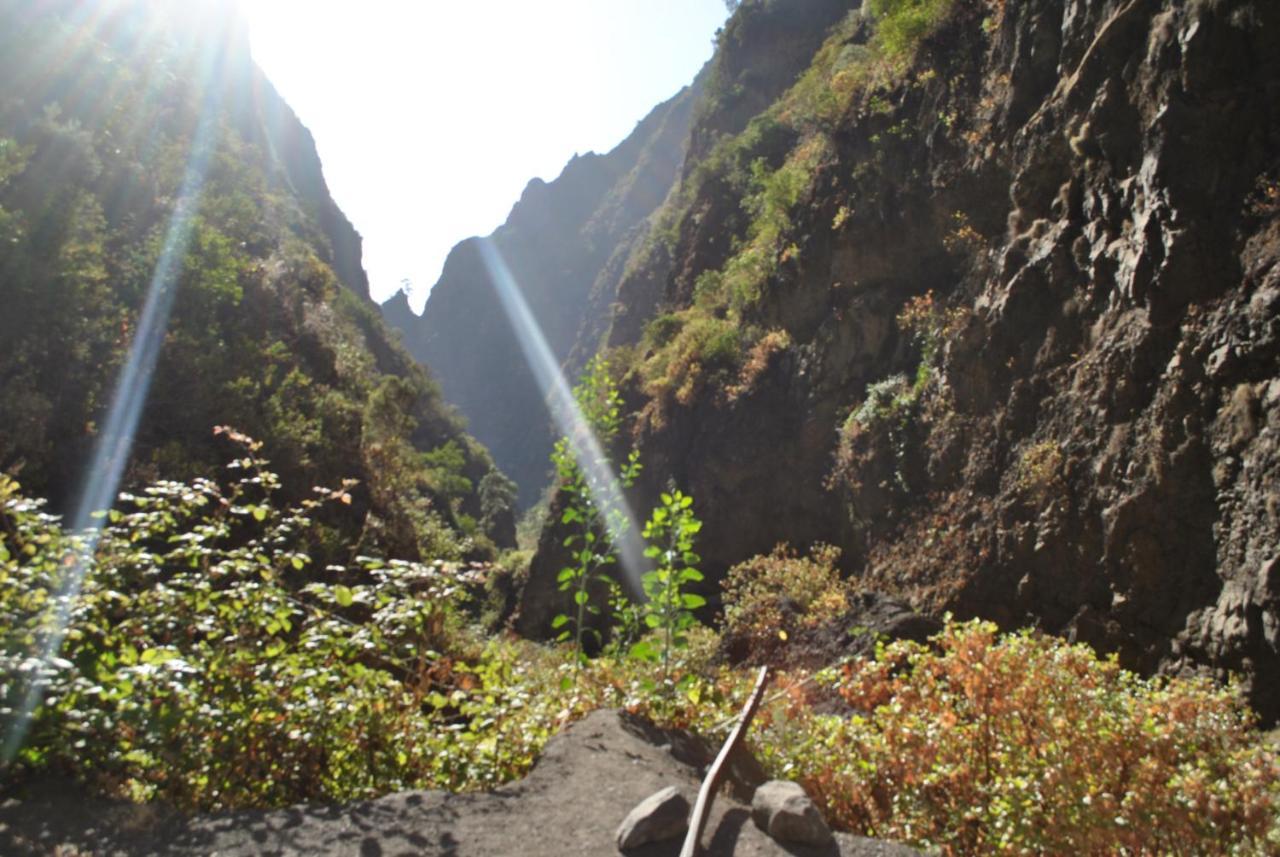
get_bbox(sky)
[241,1,730,312]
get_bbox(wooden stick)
[679,665,770,857]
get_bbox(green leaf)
[251,505,267,522]
[629,640,658,662]
[334,585,354,607]
[557,567,575,584]
[574,590,589,606]
[682,593,707,609]
[551,614,569,629]
[139,648,175,665]
[290,556,305,571]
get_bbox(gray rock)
[615,785,689,851]
[752,780,833,847]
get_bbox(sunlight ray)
[476,237,649,597]
[0,17,233,765]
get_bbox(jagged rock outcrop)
[516,0,1280,720]
[381,81,701,507]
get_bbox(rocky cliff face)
[515,0,1280,720]
[0,0,514,557]
[381,82,701,508]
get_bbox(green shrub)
[639,311,745,407]
[851,374,917,430]
[633,490,706,687]
[867,0,956,67]
[0,431,477,807]
[642,313,685,349]
[721,543,848,656]
[551,356,642,666]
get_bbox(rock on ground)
[0,709,922,856]
[752,780,834,846]
[616,785,691,850]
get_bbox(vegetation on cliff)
[0,1,513,561]
[3,0,1280,853]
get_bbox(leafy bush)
[0,432,504,808]
[754,620,1280,855]
[639,311,746,409]
[634,490,706,686]
[850,374,918,431]
[867,0,957,67]
[721,543,848,658]
[896,290,968,392]
[551,356,642,665]
[728,328,792,401]
[831,292,968,493]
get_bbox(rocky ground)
[0,710,920,857]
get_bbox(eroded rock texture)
[523,0,1280,720]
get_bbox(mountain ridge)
[380,79,704,507]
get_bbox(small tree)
[550,356,641,668]
[633,489,706,687]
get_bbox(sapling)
[550,356,641,671]
[634,489,706,689]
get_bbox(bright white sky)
[242,1,729,312]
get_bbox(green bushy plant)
[867,0,957,67]
[721,543,848,657]
[0,429,480,807]
[551,356,642,667]
[633,489,706,687]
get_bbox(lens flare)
[1,14,232,764]
[475,237,648,595]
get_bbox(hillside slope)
[514,0,1280,721]
[0,0,514,558]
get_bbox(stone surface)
[752,781,834,847]
[616,786,690,850]
[518,0,1280,724]
[0,709,922,856]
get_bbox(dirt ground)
[0,709,921,856]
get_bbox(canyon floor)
[0,709,920,856]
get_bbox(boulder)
[752,780,833,847]
[616,785,690,850]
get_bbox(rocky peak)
[382,82,701,507]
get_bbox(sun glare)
[1,1,241,764]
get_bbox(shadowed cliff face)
[0,0,514,557]
[511,0,1280,720]
[381,82,702,508]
